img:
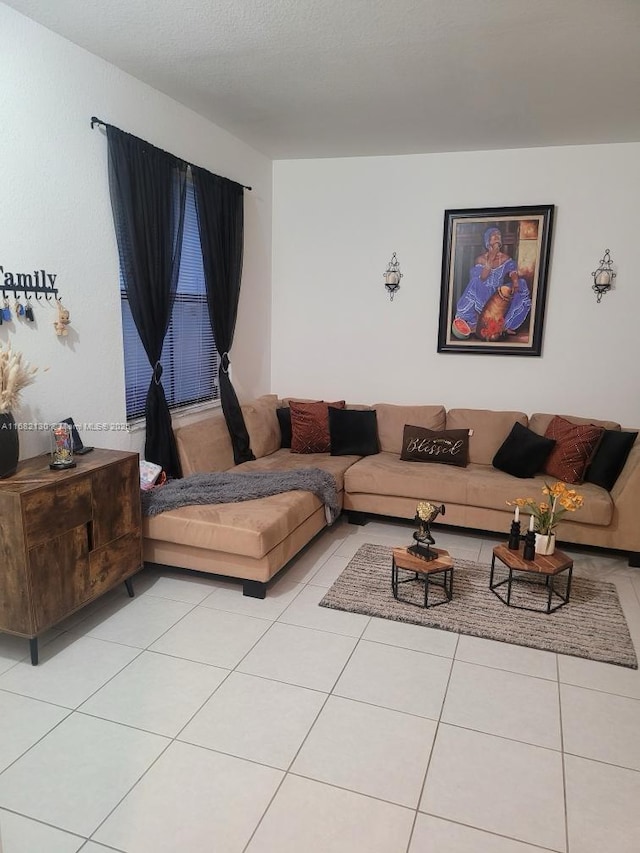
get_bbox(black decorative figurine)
[408,501,446,561]
[522,520,536,561]
[508,519,521,550]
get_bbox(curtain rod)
[90,116,252,191]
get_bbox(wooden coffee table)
[391,547,454,609]
[490,544,574,614]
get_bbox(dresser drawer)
[23,478,92,549]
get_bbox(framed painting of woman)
[437,205,555,356]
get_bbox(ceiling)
[5,0,640,159]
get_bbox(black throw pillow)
[584,430,638,491]
[329,408,379,456]
[276,407,292,448]
[492,421,556,478]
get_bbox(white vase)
[535,532,556,556]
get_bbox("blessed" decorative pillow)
[400,425,470,467]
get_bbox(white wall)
[272,144,640,426]
[0,4,272,460]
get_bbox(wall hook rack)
[1,284,59,302]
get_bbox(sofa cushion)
[242,395,280,459]
[492,422,556,478]
[277,407,292,448]
[290,400,346,453]
[174,412,235,476]
[329,408,379,456]
[529,412,621,435]
[145,447,359,562]
[543,415,604,484]
[446,409,528,465]
[144,489,327,560]
[584,430,638,491]
[464,466,613,526]
[400,425,469,467]
[344,454,614,527]
[374,404,446,454]
[345,451,471,504]
[235,447,358,492]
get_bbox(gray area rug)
[319,543,638,669]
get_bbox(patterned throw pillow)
[543,415,604,484]
[290,400,346,454]
[400,425,470,467]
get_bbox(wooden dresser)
[0,449,142,664]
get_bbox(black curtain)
[107,126,187,478]
[192,167,254,464]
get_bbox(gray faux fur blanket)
[141,468,340,524]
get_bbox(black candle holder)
[507,520,521,551]
[522,528,536,561]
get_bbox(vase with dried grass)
[0,344,39,478]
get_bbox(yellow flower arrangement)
[508,481,584,535]
[0,344,39,414]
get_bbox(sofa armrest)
[609,440,640,551]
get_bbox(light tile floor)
[0,518,639,852]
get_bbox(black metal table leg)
[29,637,38,666]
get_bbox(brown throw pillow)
[543,415,604,484]
[290,400,346,453]
[400,425,470,467]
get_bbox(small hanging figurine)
[54,299,71,336]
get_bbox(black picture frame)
[437,205,555,356]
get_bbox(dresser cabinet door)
[89,532,142,598]
[91,456,141,548]
[28,526,90,631]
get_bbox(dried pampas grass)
[0,344,40,414]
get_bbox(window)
[120,176,219,420]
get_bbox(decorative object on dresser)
[0,449,143,664]
[49,422,76,470]
[0,343,41,479]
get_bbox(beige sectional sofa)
[142,395,640,597]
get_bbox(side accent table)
[490,544,573,614]
[391,547,454,609]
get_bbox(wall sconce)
[383,252,403,301]
[591,249,616,303]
